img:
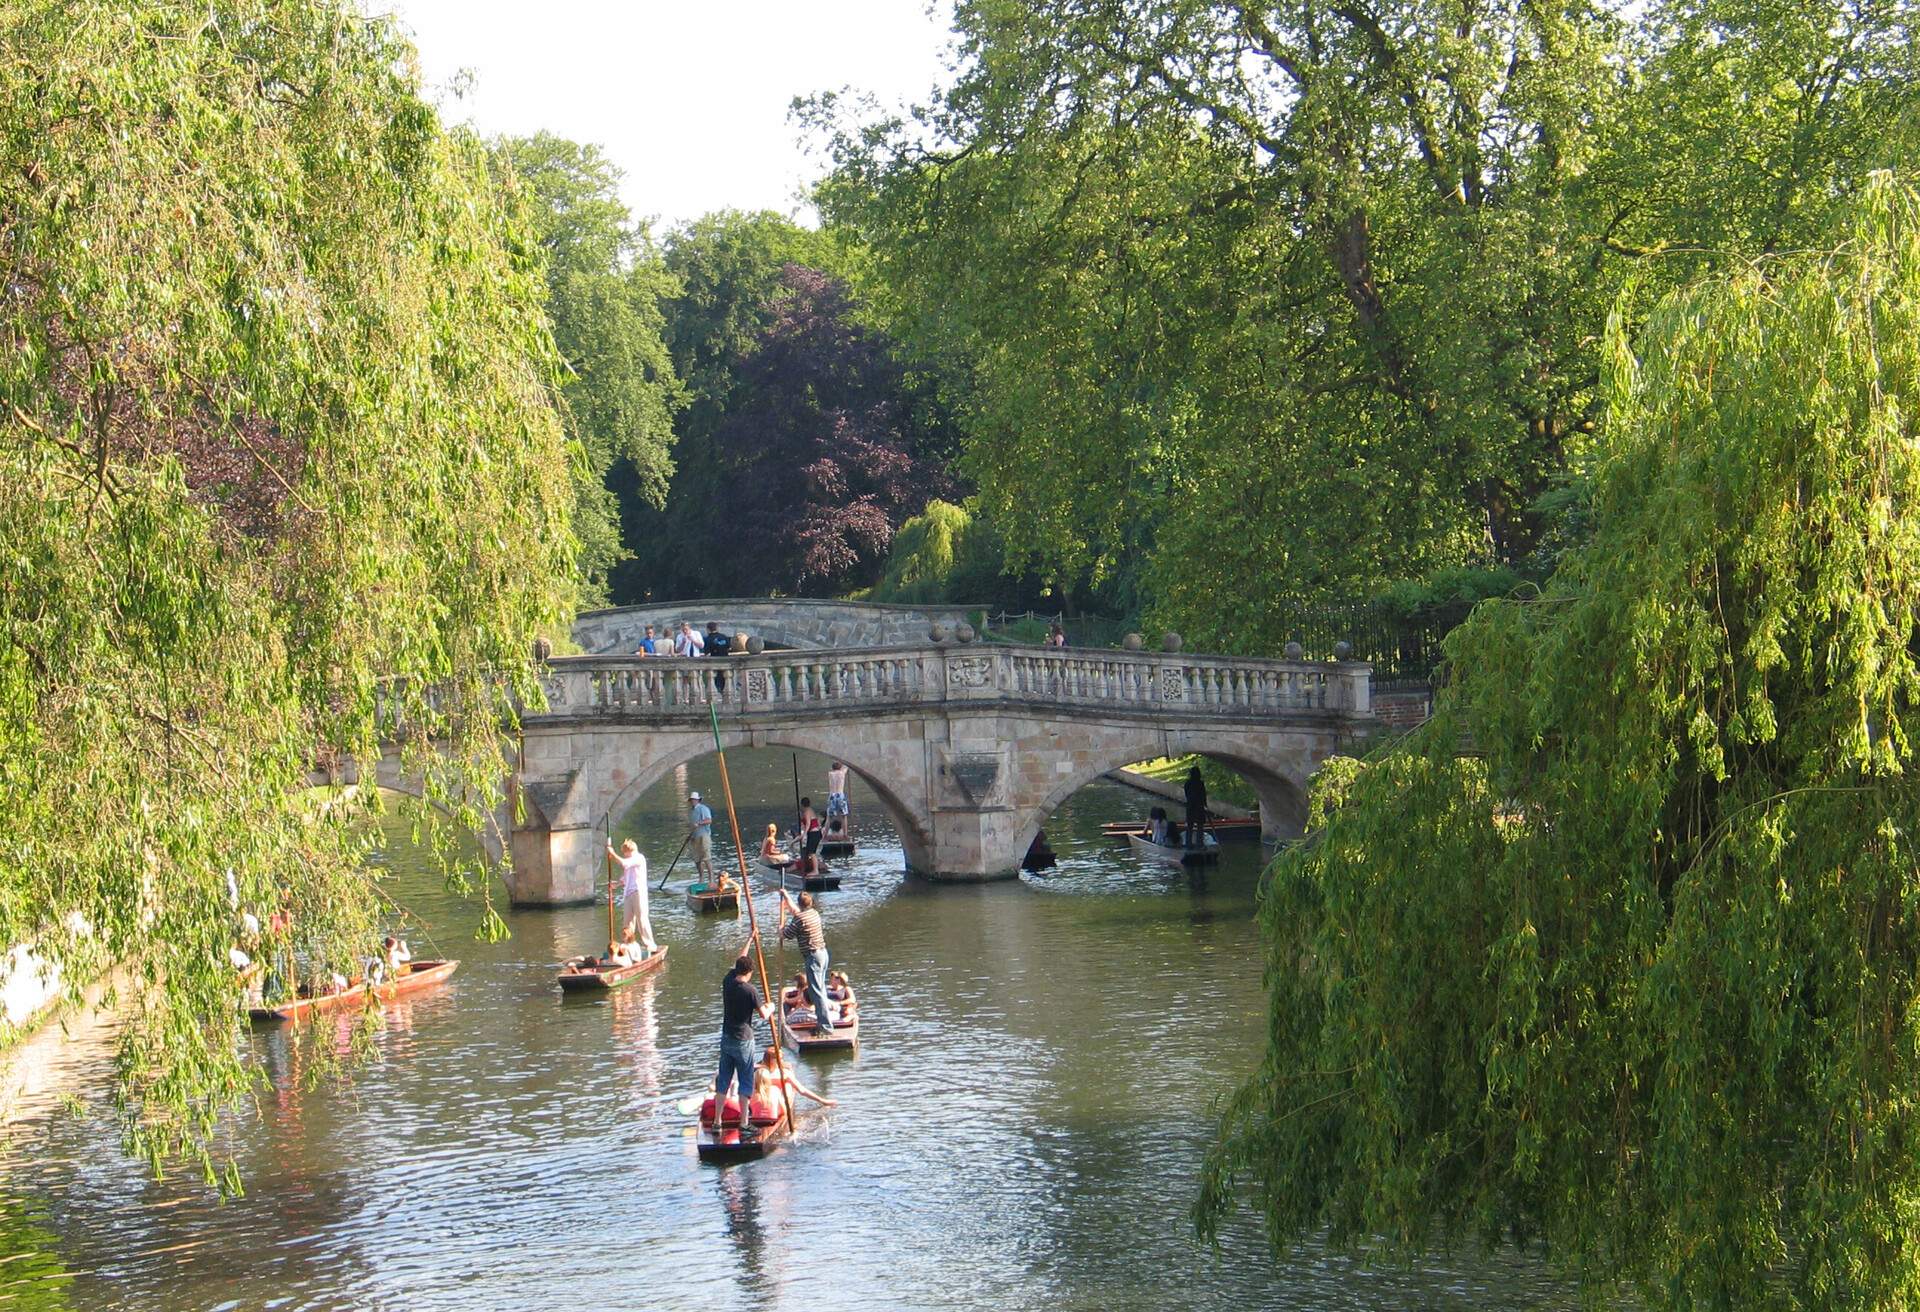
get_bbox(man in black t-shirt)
[716,951,771,1134]
[705,622,731,695]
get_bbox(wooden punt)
[760,854,795,872]
[556,944,669,992]
[1102,817,1261,842]
[686,883,741,913]
[819,838,856,857]
[781,991,860,1053]
[761,862,840,892]
[249,958,459,1024]
[1126,831,1221,866]
[696,1115,792,1163]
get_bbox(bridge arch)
[590,730,934,874]
[1000,728,1315,874]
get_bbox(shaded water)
[1,749,1576,1309]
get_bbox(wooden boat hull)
[1021,849,1058,871]
[1126,832,1221,866]
[696,1117,791,1162]
[686,885,741,913]
[783,1012,859,1053]
[819,840,856,857]
[759,855,794,872]
[557,944,669,992]
[1102,817,1260,843]
[249,959,459,1024]
[760,865,840,892]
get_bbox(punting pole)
[791,753,803,848]
[712,704,796,1131]
[604,813,617,949]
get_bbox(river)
[0,748,1578,1309]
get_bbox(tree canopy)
[1197,173,1920,1310]
[617,214,959,599]
[0,0,575,1180]
[493,133,682,606]
[811,0,1920,649]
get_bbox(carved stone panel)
[946,655,993,689]
[746,670,771,704]
[1160,666,1185,700]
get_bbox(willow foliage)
[1199,173,1920,1309]
[0,1,574,1178]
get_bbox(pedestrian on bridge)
[689,791,715,882]
[634,623,659,656]
[675,621,704,658]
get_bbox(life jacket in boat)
[700,1094,744,1126]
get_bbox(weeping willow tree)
[0,1,576,1181]
[1199,171,1920,1309]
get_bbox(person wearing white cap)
[688,791,715,882]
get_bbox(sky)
[379,0,959,234]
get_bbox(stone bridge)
[506,642,1373,903]
[571,598,982,653]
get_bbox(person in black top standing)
[715,949,773,1136]
[705,622,732,695]
[1183,765,1208,849]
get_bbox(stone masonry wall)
[572,599,979,654]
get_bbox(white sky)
[378,0,959,234]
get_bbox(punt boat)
[248,958,459,1024]
[556,944,669,992]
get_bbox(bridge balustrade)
[531,644,1369,721]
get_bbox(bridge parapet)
[531,643,1370,723]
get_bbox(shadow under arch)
[593,730,933,873]
[1004,731,1314,867]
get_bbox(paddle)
[654,831,692,891]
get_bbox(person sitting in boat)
[608,937,649,967]
[325,969,350,995]
[826,971,857,1025]
[1146,806,1171,846]
[747,1046,835,1124]
[760,823,790,866]
[383,935,412,977]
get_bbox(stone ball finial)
[1284,641,1304,660]
[733,632,749,652]
[1333,639,1352,661]
[955,622,977,643]
[1161,632,1183,653]
[1122,632,1143,651]
[929,622,949,644]
[532,636,552,663]
[746,635,765,655]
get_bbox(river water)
[1,748,1577,1310]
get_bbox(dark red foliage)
[693,265,956,594]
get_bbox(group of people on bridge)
[632,620,735,659]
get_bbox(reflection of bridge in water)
[504,639,1373,903]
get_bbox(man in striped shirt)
[778,890,836,1031]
